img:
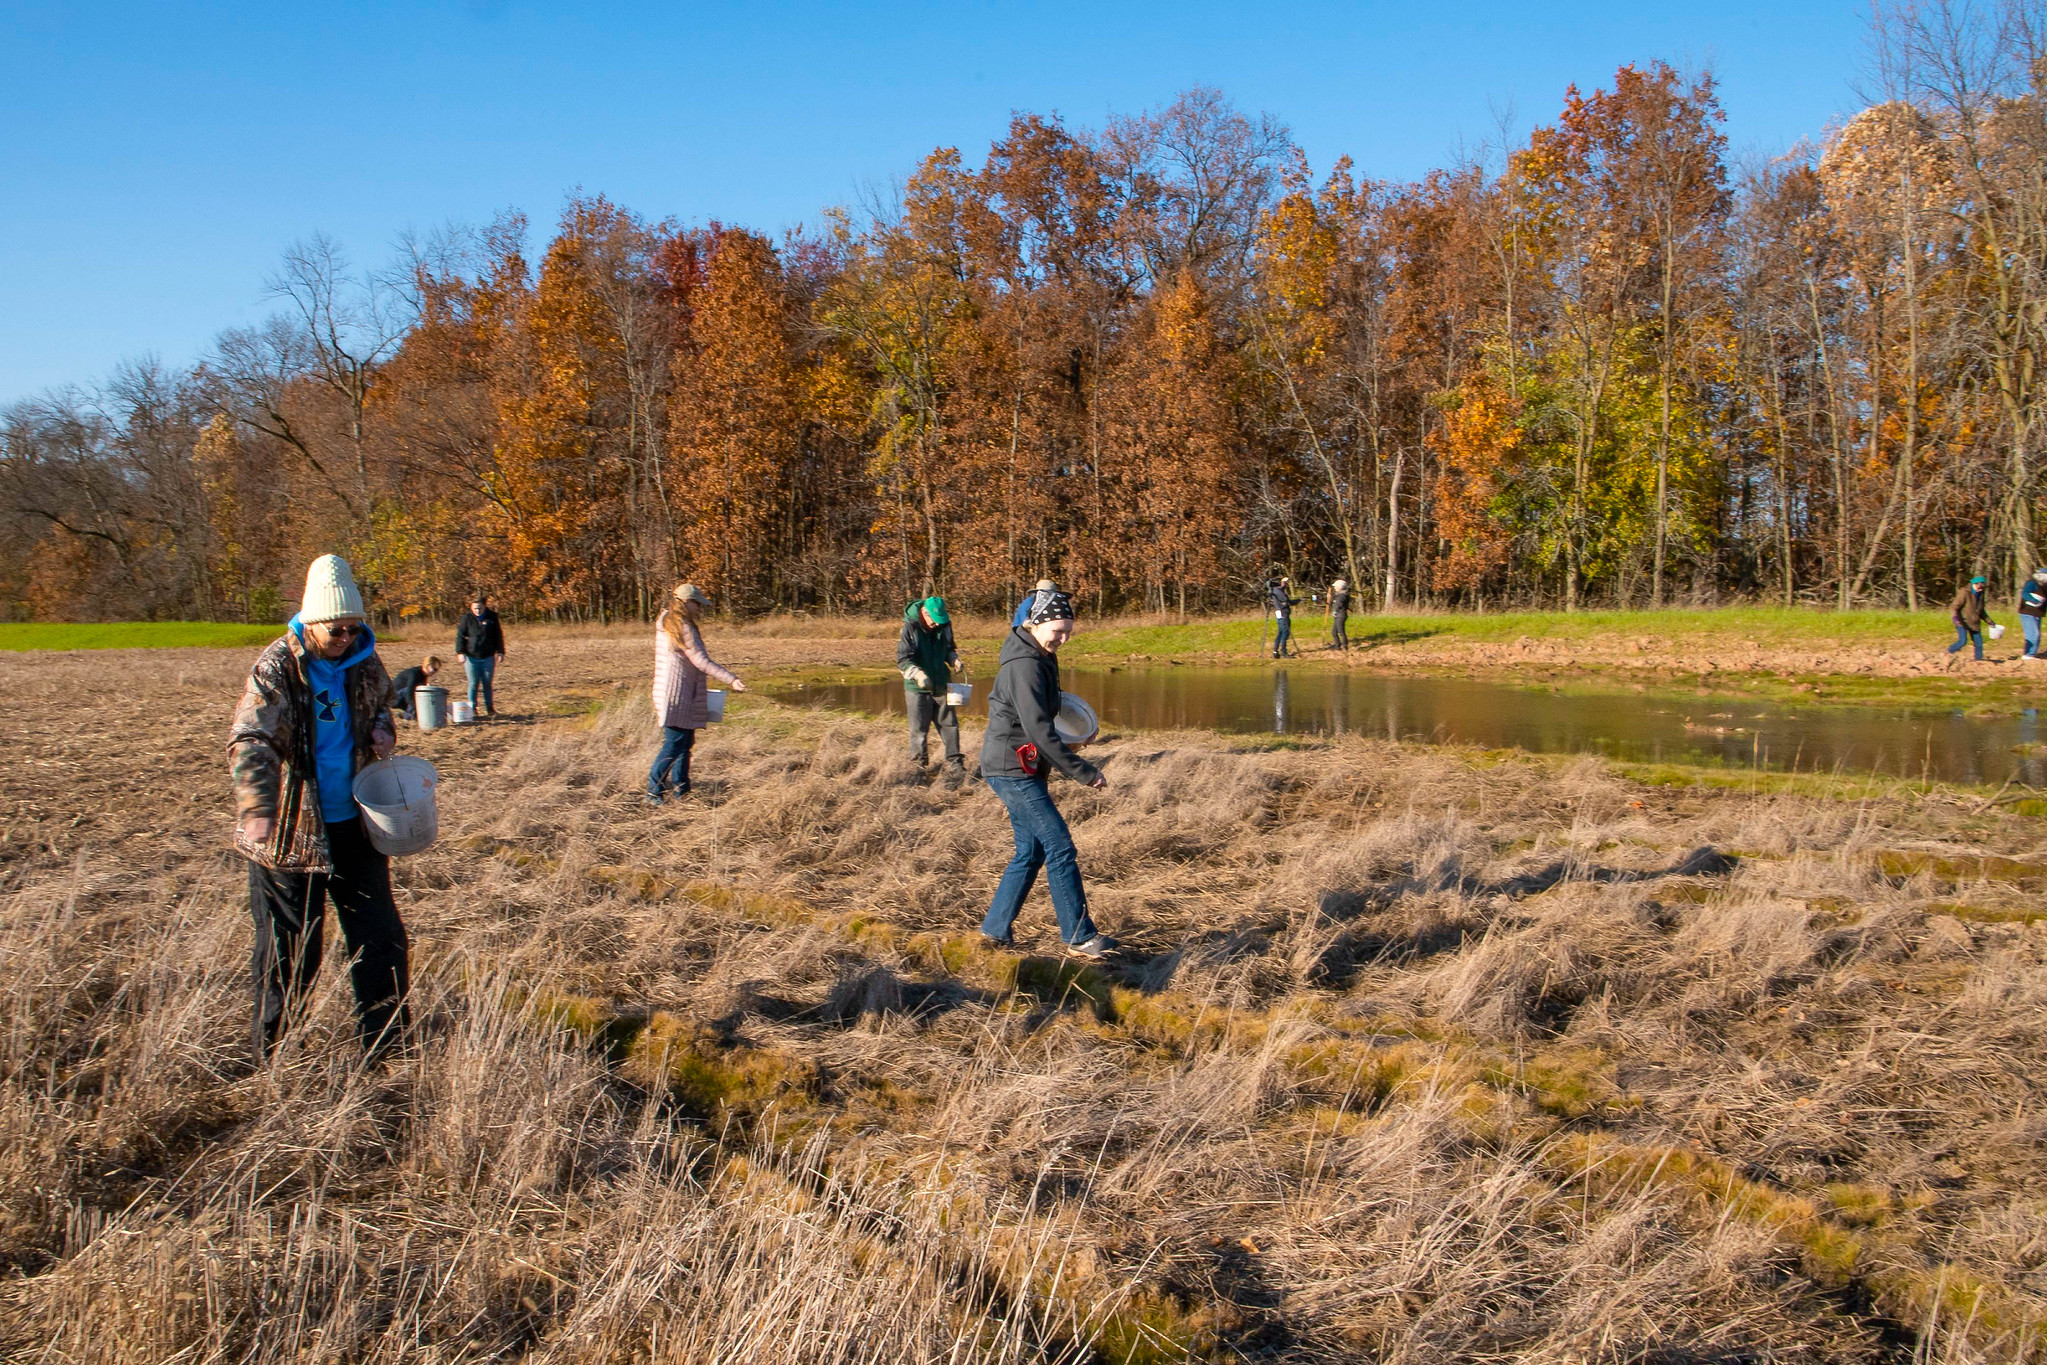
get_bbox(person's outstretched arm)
[680,622,743,689]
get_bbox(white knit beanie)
[300,555,367,623]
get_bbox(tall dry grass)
[0,637,2042,1361]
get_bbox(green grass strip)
[0,622,285,651]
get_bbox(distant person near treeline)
[455,593,505,718]
[1949,576,1996,662]
[2021,568,2047,660]
[228,554,408,1062]
[899,594,967,785]
[1268,576,1300,659]
[1328,578,1351,652]
[979,590,1116,960]
[648,583,746,805]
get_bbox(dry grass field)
[3,633,2046,1362]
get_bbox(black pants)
[908,692,962,764]
[248,815,410,1059]
[1330,614,1348,650]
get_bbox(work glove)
[904,666,931,690]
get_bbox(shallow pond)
[769,666,2047,788]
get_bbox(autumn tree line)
[10,6,2047,625]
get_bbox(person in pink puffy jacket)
[648,582,747,804]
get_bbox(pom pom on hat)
[301,555,366,623]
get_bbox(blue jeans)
[1273,617,1292,657]
[981,775,1097,946]
[648,726,696,796]
[2025,615,2041,657]
[1949,623,1984,660]
[464,656,497,711]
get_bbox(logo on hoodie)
[315,688,341,723]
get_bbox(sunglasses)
[319,622,366,638]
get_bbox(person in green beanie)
[897,595,967,782]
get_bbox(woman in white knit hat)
[227,554,409,1060]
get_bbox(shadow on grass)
[1347,625,1451,652]
[1302,845,1741,988]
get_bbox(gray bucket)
[415,685,448,731]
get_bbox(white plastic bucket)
[450,699,476,724]
[1054,692,1099,745]
[415,685,447,731]
[706,688,727,722]
[945,682,972,709]
[352,756,440,857]
[1989,623,2007,640]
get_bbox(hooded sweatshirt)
[980,627,1101,785]
[291,616,377,822]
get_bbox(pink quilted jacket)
[652,610,739,728]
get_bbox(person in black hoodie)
[454,593,507,717]
[978,591,1116,958]
[389,655,443,721]
[1268,577,1300,658]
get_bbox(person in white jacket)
[648,583,746,804]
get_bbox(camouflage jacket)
[228,632,395,872]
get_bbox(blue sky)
[1,1,1870,404]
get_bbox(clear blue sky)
[1,1,1870,404]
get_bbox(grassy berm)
[2,634,2046,1362]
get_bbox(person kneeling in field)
[978,591,1116,959]
[390,655,442,721]
[228,555,408,1062]
[898,593,967,785]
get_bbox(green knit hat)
[920,595,950,626]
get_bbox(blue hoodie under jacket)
[290,615,377,822]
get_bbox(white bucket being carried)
[706,688,727,722]
[1989,623,2007,640]
[945,682,972,709]
[1054,692,1099,745]
[450,699,476,724]
[352,756,440,857]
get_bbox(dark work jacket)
[1268,584,1299,618]
[2022,581,2047,618]
[980,629,1101,785]
[1330,588,1351,618]
[896,604,958,693]
[391,666,434,705]
[1951,587,1992,630]
[456,609,504,658]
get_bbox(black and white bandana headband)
[1027,591,1076,625]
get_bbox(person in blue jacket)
[2021,567,2047,659]
[1012,578,1057,628]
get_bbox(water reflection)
[770,667,2047,788]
